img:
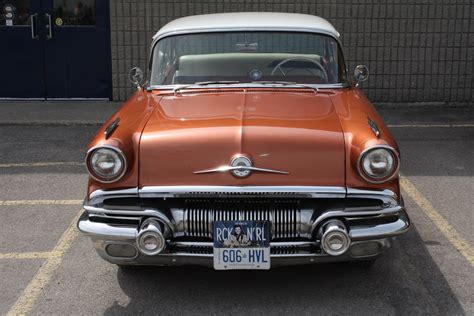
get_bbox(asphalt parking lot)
[0,104,473,315]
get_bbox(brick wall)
[110,1,474,103]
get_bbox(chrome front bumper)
[78,186,410,267]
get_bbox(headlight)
[358,146,399,183]
[86,146,126,183]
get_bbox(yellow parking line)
[388,124,474,128]
[400,176,474,267]
[0,252,52,260]
[0,162,84,168]
[0,200,83,206]
[6,209,83,316]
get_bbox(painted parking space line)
[388,124,474,128]
[0,200,83,206]
[400,176,474,267]
[0,252,52,260]
[6,209,83,316]
[0,162,84,168]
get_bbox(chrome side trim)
[346,188,399,206]
[104,118,120,139]
[78,215,137,241]
[368,117,381,138]
[84,205,175,236]
[349,211,410,241]
[138,186,347,198]
[309,205,403,234]
[88,187,139,205]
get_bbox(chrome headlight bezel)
[86,145,127,183]
[357,146,400,184]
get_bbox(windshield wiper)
[251,81,319,92]
[173,81,240,94]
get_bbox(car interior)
[167,53,332,84]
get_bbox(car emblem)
[230,156,253,178]
[193,155,289,177]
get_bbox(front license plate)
[213,220,271,270]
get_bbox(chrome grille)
[183,199,301,239]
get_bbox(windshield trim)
[147,27,351,88]
[148,29,349,84]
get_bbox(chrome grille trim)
[182,199,302,238]
[139,186,346,198]
[88,187,399,206]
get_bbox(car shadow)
[104,225,465,315]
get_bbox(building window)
[53,0,95,26]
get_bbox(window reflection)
[54,0,95,26]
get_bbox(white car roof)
[153,12,340,42]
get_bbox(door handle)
[30,13,39,39]
[45,13,52,40]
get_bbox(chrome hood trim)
[193,165,289,175]
[194,155,289,177]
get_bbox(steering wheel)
[271,57,328,81]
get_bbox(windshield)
[150,32,346,86]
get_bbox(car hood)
[139,90,345,187]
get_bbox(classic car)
[78,12,410,270]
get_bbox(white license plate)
[213,220,270,270]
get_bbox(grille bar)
[170,241,315,255]
[183,199,301,239]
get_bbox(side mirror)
[128,67,145,89]
[354,65,369,87]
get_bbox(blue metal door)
[0,0,45,98]
[0,0,111,99]
[43,0,111,99]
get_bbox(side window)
[153,38,177,85]
[1,0,30,26]
[53,0,95,26]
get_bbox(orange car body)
[88,88,399,196]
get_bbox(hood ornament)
[194,155,289,178]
